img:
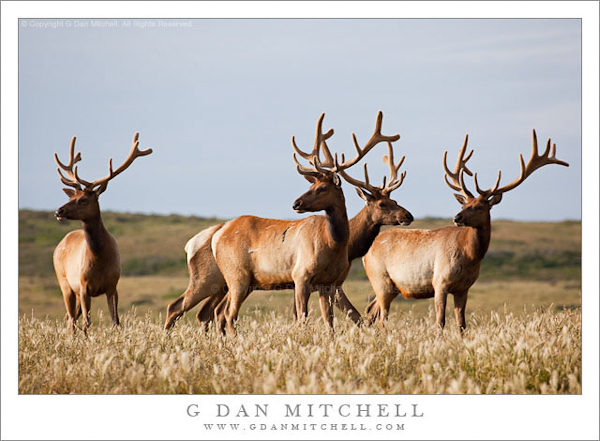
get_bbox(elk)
[53,133,152,333]
[164,137,413,331]
[187,112,399,334]
[165,111,413,329]
[362,130,569,332]
[202,141,413,330]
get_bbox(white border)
[2,2,598,440]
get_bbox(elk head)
[54,133,152,222]
[55,188,101,222]
[443,130,569,228]
[291,111,401,214]
[337,141,413,226]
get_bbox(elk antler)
[338,141,406,197]
[473,129,569,198]
[334,111,400,173]
[381,141,406,196]
[443,134,475,198]
[54,133,153,194]
[55,136,84,189]
[292,113,336,178]
[85,132,153,194]
[293,112,400,181]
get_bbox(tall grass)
[19,307,581,395]
[18,211,582,395]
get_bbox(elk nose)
[55,208,65,218]
[406,212,414,223]
[292,200,303,211]
[454,214,463,223]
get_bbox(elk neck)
[324,202,350,246]
[462,216,492,261]
[81,212,112,256]
[347,206,382,261]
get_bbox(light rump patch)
[185,224,223,264]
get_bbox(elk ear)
[62,188,76,198]
[303,175,317,184]
[489,193,503,207]
[355,187,374,202]
[454,193,468,205]
[332,173,341,187]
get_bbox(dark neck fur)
[348,207,382,261]
[324,203,349,245]
[466,216,492,261]
[82,213,110,256]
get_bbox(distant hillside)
[19,210,581,282]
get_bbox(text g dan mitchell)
[186,402,424,419]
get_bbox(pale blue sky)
[18,18,581,221]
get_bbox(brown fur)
[363,196,494,332]
[364,128,569,333]
[164,191,413,330]
[212,174,349,334]
[164,111,405,333]
[52,132,152,333]
[53,189,121,333]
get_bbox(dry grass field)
[19,307,581,394]
[17,210,582,394]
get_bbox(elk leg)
[203,287,249,332]
[433,287,448,330]
[196,288,228,331]
[164,280,211,330]
[333,286,363,325]
[166,262,227,330]
[65,294,81,322]
[294,282,311,324]
[318,286,335,330]
[453,291,468,334]
[60,283,78,333]
[366,272,397,328]
[106,289,120,327]
[213,293,231,334]
[80,290,92,334]
[74,297,82,321]
[224,284,252,335]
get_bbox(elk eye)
[79,197,89,204]
[474,205,483,211]
[378,202,387,209]
[316,186,327,193]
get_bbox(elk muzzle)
[453,213,465,226]
[292,198,307,213]
[55,207,67,222]
[400,211,414,226]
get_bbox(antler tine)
[443,135,473,179]
[54,136,84,189]
[335,111,400,172]
[319,139,336,168]
[291,113,335,167]
[443,134,475,198]
[381,141,406,195]
[86,132,153,194]
[292,153,322,178]
[107,132,153,178]
[489,129,569,196]
[473,170,502,198]
[337,161,381,195]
